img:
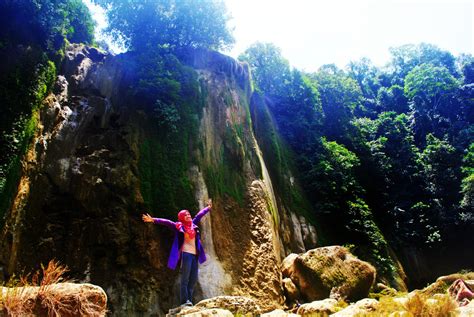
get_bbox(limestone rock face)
[283,246,376,302]
[0,44,299,315]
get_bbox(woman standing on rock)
[141,199,212,307]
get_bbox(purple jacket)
[152,206,210,270]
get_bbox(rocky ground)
[1,246,472,316]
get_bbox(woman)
[142,199,212,306]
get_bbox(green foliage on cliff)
[0,0,95,220]
[460,143,474,215]
[250,91,314,227]
[0,0,95,53]
[204,87,255,207]
[134,47,252,213]
[204,146,246,206]
[133,48,202,218]
[0,56,56,221]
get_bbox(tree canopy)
[0,0,95,51]
[93,0,234,51]
[243,41,473,284]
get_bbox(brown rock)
[287,246,376,302]
[296,298,339,315]
[1,282,107,316]
[195,296,261,315]
[281,253,298,278]
[261,309,299,316]
[331,298,379,316]
[178,308,233,317]
[282,277,300,302]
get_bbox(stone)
[281,253,298,278]
[1,282,107,316]
[282,277,300,302]
[331,298,379,316]
[296,298,339,315]
[178,308,233,317]
[299,215,317,250]
[286,246,376,302]
[261,309,299,316]
[195,296,261,315]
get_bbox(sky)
[224,0,474,71]
[84,0,474,72]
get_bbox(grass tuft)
[1,260,107,316]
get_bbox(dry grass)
[354,292,459,316]
[0,260,107,316]
[404,292,458,316]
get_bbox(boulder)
[331,298,379,316]
[296,298,339,315]
[281,253,298,278]
[178,308,233,317]
[194,296,261,315]
[284,246,376,302]
[282,278,300,302]
[261,309,299,316]
[0,282,107,316]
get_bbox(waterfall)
[189,166,232,299]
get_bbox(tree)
[420,134,463,212]
[311,64,363,145]
[308,138,361,213]
[460,143,474,213]
[271,70,322,153]
[388,43,457,85]
[239,42,292,97]
[239,43,322,155]
[457,54,474,84]
[404,64,459,104]
[404,63,460,145]
[347,57,381,100]
[93,0,234,51]
[376,85,409,114]
[0,0,95,51]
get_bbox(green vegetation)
[93,0,234,51]
[1,0,472,296]
[204,146,247,206]
[0,59,56,221]
[0,0,95,53]
[241,42,473,286]
[133,48,202,218]
[0,0,95,220]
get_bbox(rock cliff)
[0,44,317,315]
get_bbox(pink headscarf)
[176,210,196,239]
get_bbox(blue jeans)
[180,252,198,304]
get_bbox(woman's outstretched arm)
[142,213,176,229]
[193,199,212,224]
